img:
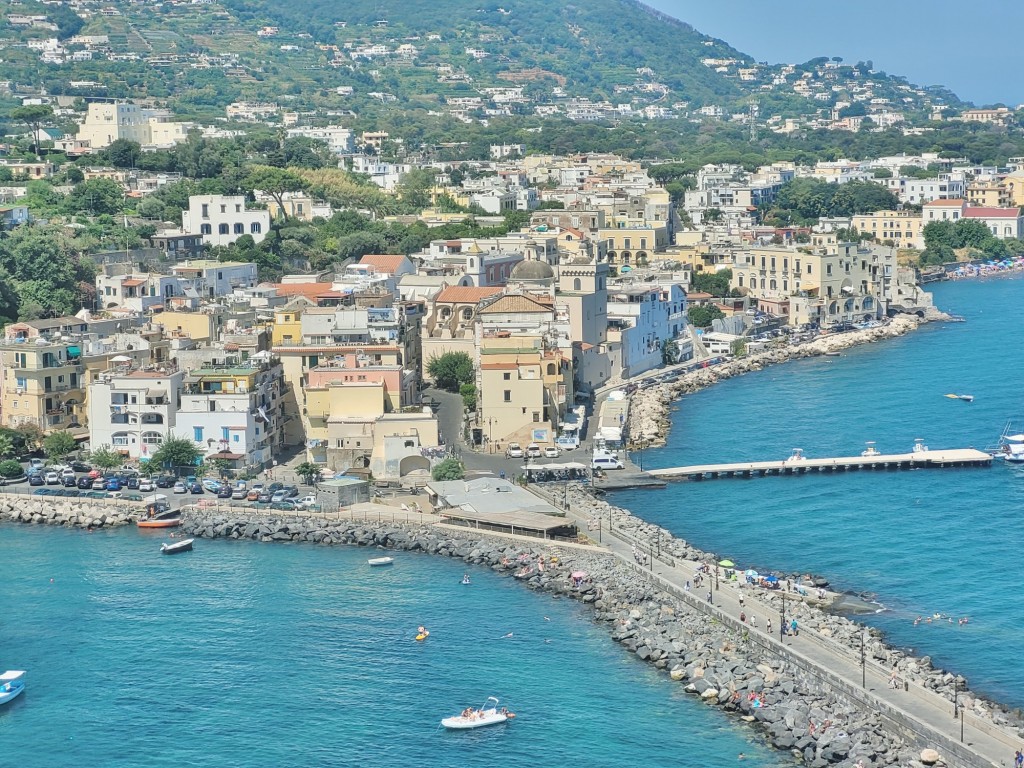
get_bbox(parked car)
[154,475,176,488]
[246,489,260,502]
[29,458,46,472]
[267,482,284,494]
[257,491,272,504]
[138,478,153,492]
[544,446,560,458]
[88,469,104,479]
[506,443,524,459]
[92,478,107,490]
[126,476,140,490]
[282,485,299,498]
[32,488,52,496]
[43,471,59,485]
[270,501,297,511]
[77,476,93,489]
[270,490,287,504]
[60,467,76,479]
[297,495,318,509]
[231,487,248,500]
[70,461,92,473]
[28,473,44,487]
[105,479,122,492]
[526,443,542,458]
[217,486,233,499]
[85,490,108,499]
[172,482,188,494]
[61,475,78,487]
[189,483,204,494]
[202,478,222,492]
[123,493,143,502]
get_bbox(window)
[503,372,511,380]
[201,204,209,218]
[233,223,244,234]
[233,434,240,443]
[251,222,262,234]
[547,363,556,375]
[193,427,204,442]
[220,205,226,214]
[142,432,161,445]
[573,277,581,291]
[200,224,212,235]
[503,390,511,402]
[218,224,230,235]
[222,427,230,441]
[533,411,540,422]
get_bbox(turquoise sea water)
[1,524,790,767]
[614,277,1024,707]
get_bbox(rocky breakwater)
[630,314,943,446]
[567,483,1024,751]
[179,508,951,767]
[0,497,136,528]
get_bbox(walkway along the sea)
[530,485,1015,768]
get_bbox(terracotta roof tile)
[435,286,504,304]
[479,294,553,314]
[359,254,407,274]
[964,206,1020,218]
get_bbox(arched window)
[251,222,262,234]
[461,308,472,321]
[200,224,212,235]
[234,223,244,234]
[218,223,229,235]
[573,277,582,291]
[769,279,777,290]
[760,279,766,289]
[440,307,452,320]
[737,275,744,287]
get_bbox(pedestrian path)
[531,485,1016,768]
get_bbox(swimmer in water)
[502,632,513,639]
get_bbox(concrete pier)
[648,448,992,481]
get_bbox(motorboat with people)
[785,448,808,463]
[861,442,880,457]
[944,393,974,402]
[990,423,1024,463]
[160,538,194,555]
[137,508,182,529]
[441,696,514,730]
[0,671,25,706]
[912,438,929,454]
[368,556,394,567]
[461,574,471,585]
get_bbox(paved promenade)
[529,486,1018,768]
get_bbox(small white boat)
[785,448,807,463]
[368,556,394,567]
[160,538,194,555]
[913,438,929,454]
[990,423,1024,463]
[0,671,25,706]
[944,393,974,402]
[441,696,513,730]
[861,441,880,457]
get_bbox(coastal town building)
[86,365,184,460]
[850,210,925,249]
[75,101,192,150]
[181,195,270,247]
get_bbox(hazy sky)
[647,0,1023,106]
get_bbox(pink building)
[306,353,415,411]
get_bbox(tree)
[11,105,54,158]
[0,459,23,479]
[295,461,323,485]
[459,383,477,412]
[14,424,44,454]
[43,430,77,460]
[89,445,123,470]
[690,269,733,297]
[208,458,234,478]
[427,352,474,392]
[431,458,465,481]
[245,166,306,219]
[150,433,203,474]
[105,139,143,169]
[688,305,724,328]
[0,432,13,460]
[65,178,126,216]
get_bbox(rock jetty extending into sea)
[629,314,946,446]
[0,497,993,767]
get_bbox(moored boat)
[861,441,880,457]
[160,538,194,555]
[0,671,26,706]
[138,509,182,529]
[368,556,394,567]
[989,422,1024,463]
[441,696,513,730]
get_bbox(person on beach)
[766,618,772,635]
[706,590,712,602]
[749,615,757,629]
[739,611,746,623]
[790,618,798,636]
[684,580,691,591]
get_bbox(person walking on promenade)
[790,618,799,636]
[706,590,712,602]
[1014,749,1023,768]
[738,593,745,608]
[766,618,772,635]
[749,614,757,630]
[739,611,746,623]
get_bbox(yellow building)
[0,340,86,434]
[966,180,1010,209]
[998,172,1024,207]
[151,309,225,344]
[599,225,669,268]
[477,333,555,451]
[850,210,925,249]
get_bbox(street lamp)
[952,676,959,718]
[780,592,786,641]
[860,629,866,688]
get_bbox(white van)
[592,453,624,471]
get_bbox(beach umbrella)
[571,571,587,579]
[718,559,735,567]
[765,575,779,583]
[744,569,759,578]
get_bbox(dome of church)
[509,260,555,281]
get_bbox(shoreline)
[628,313,945,446]
[1,500,1011,767]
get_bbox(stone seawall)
[562,484,1024,754]
[630,314,939,446]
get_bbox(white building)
[75,101,192,150]
[181,195,270,247]
[169,260,259,299]
[349,155,412,190]
[606,284,677,378]
[285,125,355,156]
[87,367,184,462]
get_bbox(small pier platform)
[648,448,992,481]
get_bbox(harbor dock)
[647,448,992,481]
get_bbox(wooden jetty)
[647,448,992,481]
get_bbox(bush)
[0,459,23,478]
[427,351,474,392]
[431,458,465,481]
